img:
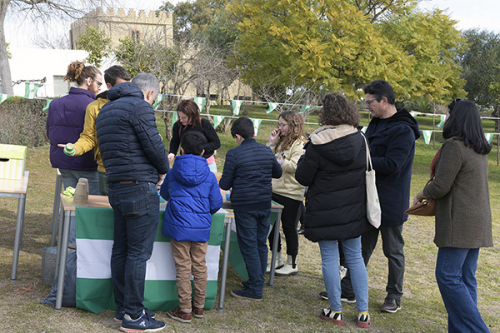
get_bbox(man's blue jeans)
[436,247,489,333]
[319,237,368,313]
[234,209,270,298]
[108,181,159,318]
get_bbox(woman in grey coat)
[413,100,493,333]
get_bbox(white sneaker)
[266,252,284,273]
[274,255,298,276]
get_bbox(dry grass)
[0,139,499,333]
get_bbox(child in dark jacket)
[219,117,282,301]
[160,131,223,323]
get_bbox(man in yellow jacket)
[59,66,131,195]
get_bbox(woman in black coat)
[295,93,371,328]
[168,99,221,171]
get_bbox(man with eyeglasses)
[341,80,420,314]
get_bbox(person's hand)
[58,143,75,156]
[269,129,280,144]
[278,159,285,166]
[413,191,425,205]
[157,174,166,186]
[168,153,175,164]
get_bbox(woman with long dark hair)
[413,100,493,333]
[168,99,221,172]
[296,93,371,327]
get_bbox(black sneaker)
[380,297,401,313]
[230,289,262,301]
[341,293,356,304]
[319,291,328,300]
[120,310,165,332]
[297,226,305,235]
[114,309,156,323]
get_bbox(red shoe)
[192,306,204,319]
[167,308,191,323]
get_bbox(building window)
[130,29,141,43]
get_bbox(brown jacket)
[423,139,493,248]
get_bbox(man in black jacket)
[96,73,168,332]
[341,80,420,314]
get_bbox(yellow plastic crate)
[0,144,27,180]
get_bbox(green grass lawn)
[0,106,499,332]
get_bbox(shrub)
[0,97,49,147]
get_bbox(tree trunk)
[0,0,13,94]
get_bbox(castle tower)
[70,7,173,50]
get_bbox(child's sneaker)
[120,310,165,332]
[230,289,262,301]
[192,306,204,319]
[167,308,192,323]
[357,313,371,328]
[320,308,344,325]
[114,309,155,323]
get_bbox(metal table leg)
[269,209,282,286]
[55,209,71,311]
[218,217,232,311]
[10,193,26,282]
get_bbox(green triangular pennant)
[153,94,165,110]
[231,100,243,115]
[43,99,52,111]
[422,130,432,145]
[251,118,262,136]
[266,102,279,114]
[194,96,206,112]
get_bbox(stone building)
[70,7,173,50]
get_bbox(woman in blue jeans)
[295,93,372,328]
[413,100,493,333]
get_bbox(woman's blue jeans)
[319,237,368,313]
[436,247,489,333]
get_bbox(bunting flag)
[300,105,312,114]
[361,126,367,133]
[170,112,178,129]
[410,111,418,118]
[24,82,39,99]
[484,133,494,144]
[43,99,52,111]
[231,100,243,115]
[212,115,225,129]
[436,114,446,128]
[265,103,279,114]
[0,94,12,104]
[153,94,165,110]
[75,206,225,314]
[194,96,206,112]
[251,118,262,136]
[422,130,432,145]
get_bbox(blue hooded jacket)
[160,154,223,242]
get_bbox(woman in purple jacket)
[46,60,102,194]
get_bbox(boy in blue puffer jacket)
[160,131,222,323]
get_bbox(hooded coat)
[96,82,169,183]
[295,125,371,242]
[160,154,223,242]
[365,108,420,226]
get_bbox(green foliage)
[115,37,182,88]
[459,29,500,108]
[6,43,11,59]
[76,25,112,67]
[159,0,228,42]
[227,0,466,102]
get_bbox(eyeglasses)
[277,123,288,128]
[93,78,103,87]
[365,98,378,105]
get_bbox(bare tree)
[31,28,71,49]
[0,0,107,94]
